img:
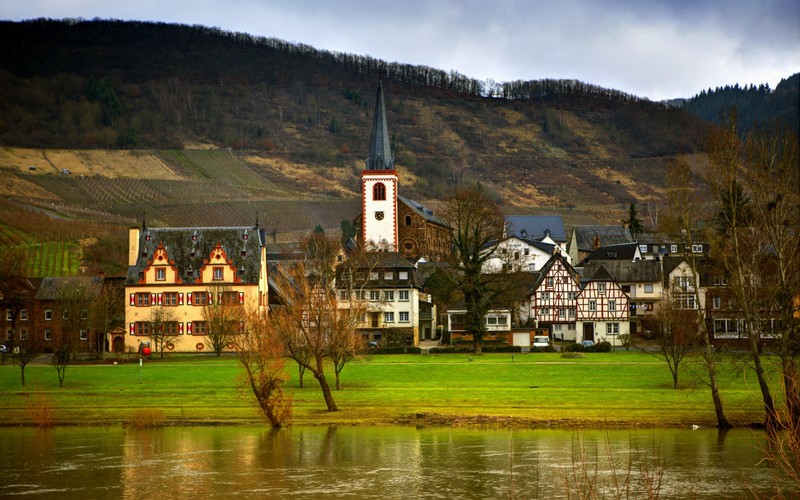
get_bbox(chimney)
[128,227,140,267]
[592,234,601,250]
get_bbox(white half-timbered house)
[529,252,581,341]
[577,265,630,345]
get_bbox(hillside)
[0,19,729,275]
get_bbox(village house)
[122,224,268,353]
[528,251,582,341]
[568,224,633,264]
[576,265,631,346]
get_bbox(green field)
[0,351,780,428]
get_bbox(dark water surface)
[0,426,795,498]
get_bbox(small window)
[369,291,380,301]
[369,272,379,280]
[546,278,554,287]
[384,272,393,280]
[398,271,409,280]
[20,328,28,340]
[339,290,348,301]
[373,182,386,201]
[644,284,654,293]
[163,292,178,306]
[712,296,721,309]
[5,310,11,321]
[606,323,619,335]
[609,300,616,312]
[44,329,52,341]
[213,267,224,281]
[540,308,549,316]
[80,329,88,341]
[135,321,152,336]
[692,244,703,253]
[20,309,28,321]
[399,290,409,301]
[405,215,412,226]
[568,308,576,317]
[222,291,239,305]
[193,292,208,306]
[559,309,566,318]
[62,310,69,320]
[670,245,678,253]
[597,283,606,293]
[384,291,394,301]
[193,321,207,336]
[156,268,166,281]
[384,312,394,323]
[136,293,151,306]
[639,245,648,253]
[589,300,597,312]
[399,311,409,323]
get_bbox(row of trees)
[649,112,799,435]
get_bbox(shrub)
[482,345,522,353]
[126,409,166,429]
[370,347,422,354]
[560,352,585,359]
[565,343,585,352]
[594,341,612,352]
[530,346,556,353]
[430,346,474,354]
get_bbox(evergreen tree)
[623,202,644,237]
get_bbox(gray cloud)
[3,0,798,99]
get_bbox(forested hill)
[682,73,799,135]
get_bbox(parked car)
[532,336,550,348]
[0,344,8,354]
[582,340,595,348]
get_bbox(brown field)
[0,148,180,179]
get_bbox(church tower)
[361,82,398,251]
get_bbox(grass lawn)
[0,351,779,428]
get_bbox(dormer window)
[373,182,386,201]
[213,267,223,281]
[192,231,197,242]
[156,268,166,281]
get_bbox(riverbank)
[0,351,779,428]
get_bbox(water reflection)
[0,426,795,498]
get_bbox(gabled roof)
[505,215,567,242]
[572,225,633,251]
[529,252,579,294]
[126,226,265,285]
[581,260,661,283]
[587,265,614,282]
[366,82,394,171]
[485,236,558,255]
[398,195,448,227]
[581,242,640,264]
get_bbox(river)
[0,426,795,498]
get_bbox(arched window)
[373,182,386,201]
[405,215,412,226]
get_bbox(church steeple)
[366,81,394,171]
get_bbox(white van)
[532,336,550,348]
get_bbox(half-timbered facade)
[529,252,581,340]
[123,224,268,353]
[577,265,630,345]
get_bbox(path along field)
[0,352,779,428]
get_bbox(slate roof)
[36,276,104,301]
[366,82,394,171]
[572,225,633,251]
[581,260,661,283]
[505,215,567,242]
[529,252,579,294]
[581,243,640,264]
[126,226,266,285]
[398,195,448,228]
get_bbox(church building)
[357,83,451,262]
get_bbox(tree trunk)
[298,364,306,388]
[313,356,338,412]
[783,358,800,432]
[748,333,778,431]
[20,365,26,387]
[704,350,732,429]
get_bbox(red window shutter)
[187,292,193,305]
[157,293,163,305]
[150,293,156,305]
[178,293,184,305]
[187,322,193,335]
[208,293,213,305]
[130,293,135,306]
[129,323,135,335]
[178,323,184,335]
[238,291,244,304]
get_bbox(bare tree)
[203,286,244,356]
[665,157,731,429]
[235,308,291,428]
[53,278,99,386]
[439,185,508,354]
[149,305,178,358]
[0,248,42,386]
[641,287,697,389]
[270,231,361,412]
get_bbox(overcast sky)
[3,0,799,100]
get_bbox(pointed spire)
[366,81,394,170]
[142,211,147,231]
